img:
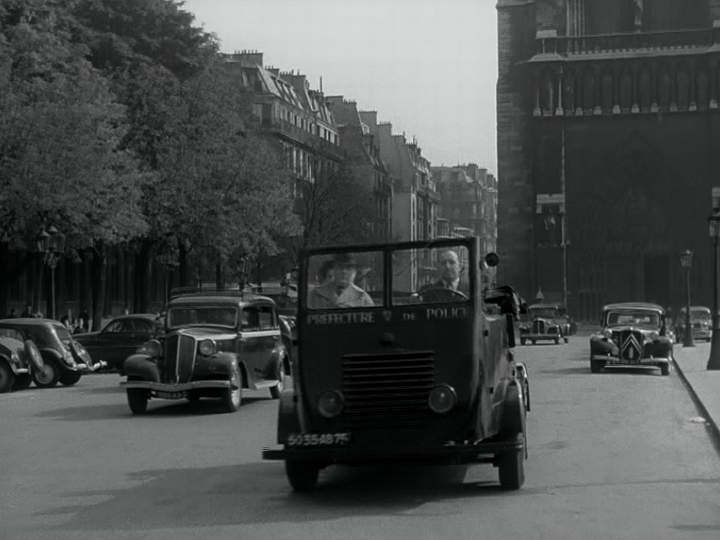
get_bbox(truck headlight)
[198,339,216,356]
[428,384,457,414]
[318,390,344,418]
[138,339,162,357]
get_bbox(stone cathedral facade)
[497,0,720,320]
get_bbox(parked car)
[74,314,159,373]
[589,302,673,375]
[0,318,104,387]
[122,290,290,414]
[676,306,712,342]
[518,303,571,345]
[0,325,45,392]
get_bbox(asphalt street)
[1,337,719,540]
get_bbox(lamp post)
[707,188,720,369]
[680,250,694,347]
[35,226,64,320]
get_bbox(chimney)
[359,111,378,128]
[231,50,263,67]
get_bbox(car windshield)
[690,309,711,320]
[529,307,559,318]
[392,244,471,305]
[606,310,660,328]
[305,250,384,310]
[0,327,24,341]
[167,306,238,328]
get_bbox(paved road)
[2,339,719,540]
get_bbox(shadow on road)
[43,462,523,531]
[34,396,270,421]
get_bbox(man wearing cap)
[308,253,375,308]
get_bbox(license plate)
[287,433,351,447]
[156,391,184,399]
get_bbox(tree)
[0,0,149,316]
[299,163,378,250]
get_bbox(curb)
[671,349,720,453]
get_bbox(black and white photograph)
[2,0,720,539]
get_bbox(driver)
[418,249,467,301]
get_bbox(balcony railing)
[259,117,343,157]
[536,27,720,58]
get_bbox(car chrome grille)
[341,351,435,430]
[162,334,196,383]
[532,320,544,334]
[613,330,644,362]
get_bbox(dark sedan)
[74,314,159,373]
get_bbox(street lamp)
[35,226,64,320]
[680,250,694,347]
[707,188,720,369]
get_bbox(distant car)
[122,290,290,414]
[676,306,712,342]
[74,314,159,373]
[589,302,673,375]
[0,325,45,392]
[518,303,571,345]
[0,318,104,387]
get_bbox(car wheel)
[32,360,59,388]
[554,337,560,345]
[127,388,149,414]
[270,359,286,399]
[59,371,82,386]
[531,340,536,345]
[0,362,15,393]
[497,436,525,490]
[221,367,242,413]
[520,338,526,346]
[563,337,569,344]
[187,391,200,402]
[590,359,606,373]
[285,460,320,492]
[660,363,670,376]
[13,373,32,390]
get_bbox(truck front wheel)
[285,460,320,492]
[498,440,525,490]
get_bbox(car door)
[239,305,281,383]
[121,318,155,363]
[94,319,134,368]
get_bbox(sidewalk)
[672,342,720,441]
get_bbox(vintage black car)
[676,306,712,342]
[589,302,673,375]
[262,237,530,491]
[122,290,290,414]
[74,313,159,373]
[518,303,570,345]
[0,318,102,387]
[0,325,45,392]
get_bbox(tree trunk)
[179,241,187,286]
[91,244,107,331]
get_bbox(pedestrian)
[21,303,33,317]
[60,315,73,330]
[7,308,16,318]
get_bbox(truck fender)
[276,391,301,444]
[491,377,526,439]
[123,354,160,381]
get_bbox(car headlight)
[428,384,457,414]
[317,390,344,418]
[198,339,216,356]
[647,331,659,340]
[138,339,162,357]
[602,329,613,340]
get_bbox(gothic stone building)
[497,0,720,320]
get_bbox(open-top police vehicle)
[122,289,289,414]
[262,237,529,491]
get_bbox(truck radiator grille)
[341,351,435,429]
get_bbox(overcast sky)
[182,0,499,175]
